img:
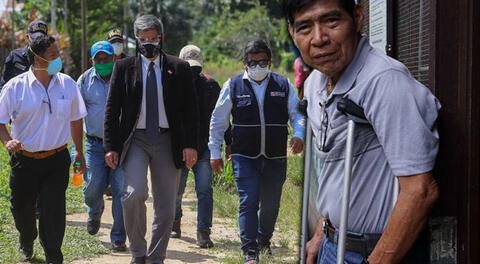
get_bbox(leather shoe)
[111,240,127,252]
[170,218,181,238]
[130,256,146,264]
[19,244,33,261]
[87,218,101,235]
[197,228,214,248]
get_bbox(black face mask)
[138,42,161,59]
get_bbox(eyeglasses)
[136,36,162,43]
[317,101,329,151]
[246,59,269,68]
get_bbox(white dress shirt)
[0,69,87,152]
[136,54,169,129]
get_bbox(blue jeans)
[317,238,366,264]
[83,138,126,243]
[232,156,287,253]
[175,150,213,229]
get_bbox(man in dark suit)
[103,14,198,264]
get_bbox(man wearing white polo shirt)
[0,35,86,264]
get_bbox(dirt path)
[68,187,237,264]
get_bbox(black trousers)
[9,149,70,264]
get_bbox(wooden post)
[81,0,87,72]
[10,0,16,48]
[51,0,57,32]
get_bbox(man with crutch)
[285,0,441,263]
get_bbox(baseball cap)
[107,29,123,42]
[179,45,203,68]
[28,20,48,39]
[90,41,114,58]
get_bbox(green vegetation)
[0,1,305,261]
[2,0,297,79]
[0,148,109,264]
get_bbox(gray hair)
[134,14,164,36]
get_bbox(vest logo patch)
[14,63,27,71]
[237,98,252,107]
[236,94,251,98]
[270,91,286,97]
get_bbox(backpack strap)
[202,73,212,81]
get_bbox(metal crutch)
[299,99,312,264]
[336,98,368,264]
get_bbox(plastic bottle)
[72,161,83,187]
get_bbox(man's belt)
[19,144,67,159]
[323,220,381,258]
[86,135,103,142]
[136,127,169,134]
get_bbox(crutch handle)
[299,99,308,116]
[337,98,368,123]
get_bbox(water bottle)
[72,161,83,187]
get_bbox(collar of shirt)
[27,67,59,89]
[20,45,29,56]
[91,68,110,85]
[328,36,371,96]
[141,54,162,71]
[314,37,371,101]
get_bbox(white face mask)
[112,43,124,55]
[247,65,270,81]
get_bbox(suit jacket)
[104,53,198,168]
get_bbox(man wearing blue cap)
[74,41,126,251]
[0,20,49,89]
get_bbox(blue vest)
[230,72,290,158]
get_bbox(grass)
[0,147,109,264]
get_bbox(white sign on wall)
[369,0,388,53]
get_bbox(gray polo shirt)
[304,37,441,234]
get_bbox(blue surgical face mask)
[30,48,63,75]
[45,57,63,75]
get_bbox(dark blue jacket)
[230,72,290,158]
[0,46,30,89]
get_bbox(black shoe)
[130,256,146,264]
[19,244,33,261]
[243,249,258,264]
[111,240,127,252]
[87,219,101,235]
[170,218,181,238]
[197,228,214,248]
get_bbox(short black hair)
[283,0,356,25]
[28,35,56,63]
[243,39,272,61]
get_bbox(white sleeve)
[0,81,16,124]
